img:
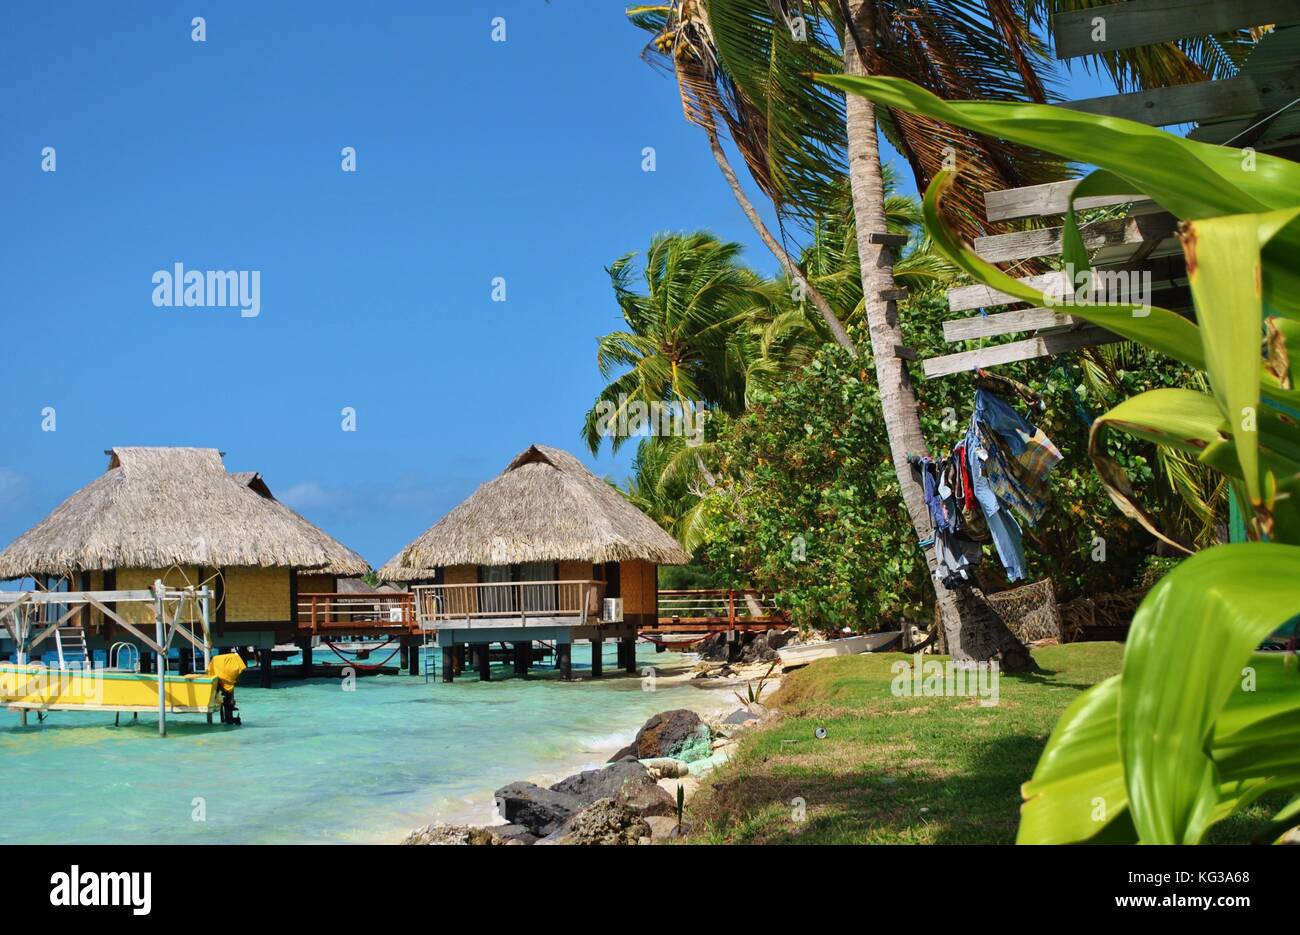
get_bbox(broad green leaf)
[1018,676,1131,844]
[1120,543,1300,843]
[1182,215,1263,506]
[815,74,1300,220]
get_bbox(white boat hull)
[778,631,902,669]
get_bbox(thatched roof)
[0,447,369,579]
[378,444,689,581]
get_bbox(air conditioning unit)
[602,598,624,623]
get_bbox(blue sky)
[0,1,1115,569]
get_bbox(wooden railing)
[654,589,785,629]
[411,580,606,626]
[297,592,415,631]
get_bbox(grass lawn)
[691,643,1122,844]
[691,642,1285,844]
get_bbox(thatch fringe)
[379,444,689,581]
[0,447,369,579]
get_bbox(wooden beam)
[868,232,909,246]
[948,256,1188,311]
[984,179,1147,223]
[878,287,908,301]
[943,308,1079,341]
[1052,0,1300,59]
[84,597,164,654]
[1064,74,1264,126]
[922,327,1122,378]
[973,209,1177,264]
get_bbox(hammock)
[641,633,705,651]
[322,638,402,670]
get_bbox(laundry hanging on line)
[914,387,1062,586]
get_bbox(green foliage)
[703,339,925,631]
[825,74,1300,843]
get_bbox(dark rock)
[493,781,583,836]
[546,798,650,845]
[615,780,676,818]
[550,759,652,806]
[723,707,760,725]
[767,629,793,651]
[608,708,707,761]
[698,632,728,661]
[488,823,539,845]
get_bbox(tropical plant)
[582,231,776,455]
[823,72,1300,842]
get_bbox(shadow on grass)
[694,731,1048,845]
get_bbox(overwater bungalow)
[0,447,369,678]
[378,444,689,680]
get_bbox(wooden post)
[556,642,572,681]
[455,644,466,673]
[622,636,637,675]
[441,646,455,683]
[513,641,530,676]
[475,643,491,682]
[259,648,272,688]
[590,638,603,679]
[407,639,420,676]
[155,589,166,738]
[728,590,736,629]
[300,637,313,677]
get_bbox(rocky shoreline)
[401,635,789,846]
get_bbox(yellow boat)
[0,653,245,715]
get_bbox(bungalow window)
[476,562,559,615]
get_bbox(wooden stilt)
[513,641,530,676]
[259,648,272,688]
[455,644,466,673]
[20,710,28,727]
[441,646,455,683]
[590,638,603,679]
[300,637,313,677]
[476,644,491,681]
[557,643,572,681]
[407,639,420,676]
[622,637,637,674]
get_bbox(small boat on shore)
[777,631,903,669]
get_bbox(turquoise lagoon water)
[0,646,726,844]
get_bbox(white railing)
[411,580,606,627]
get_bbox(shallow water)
[0,645,725,844]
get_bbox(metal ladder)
[55,626,89,668]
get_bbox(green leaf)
[1120,543,1300,843]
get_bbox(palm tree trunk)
[705,127,856,351]
[843,0,1032,672]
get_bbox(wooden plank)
[1064,74,1266,126]
[1052,0,1300,59]
[974,208,1177,263]
[922,327,1122,378]
[868,232,909,246]
[943,308,1079,341]
[984,179,1147,222]
[948,256,1188,311]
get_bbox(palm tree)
[632,0,1066,667]
[582,231,776,454]
[628,2,856,348]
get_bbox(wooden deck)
[648,589,788,635]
